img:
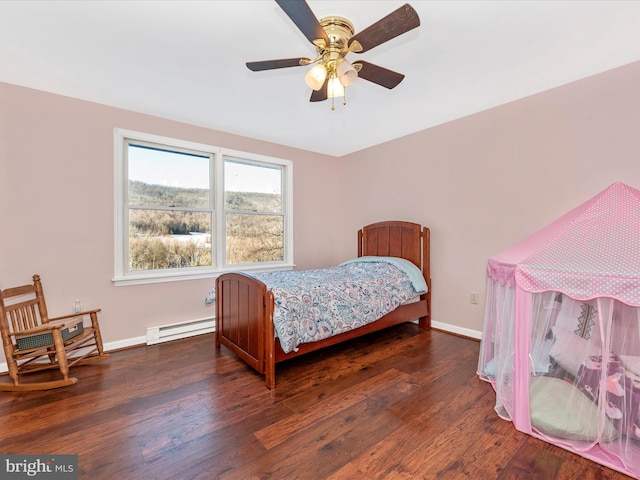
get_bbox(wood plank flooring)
[0,324,633,479]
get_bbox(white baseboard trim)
[431,320,482,340]
[1,321,482,374]
[107,335,148,351]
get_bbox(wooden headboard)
[357,221,430,275]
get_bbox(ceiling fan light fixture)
[337,59,357,87]
[246,1,421,108]
[304,64,327,91]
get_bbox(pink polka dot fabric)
[490,183,640,306]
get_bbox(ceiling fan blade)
[354,61,405,89]
[246,57,310,71]
[276,0,330,46]
[310,78,328,102]
[348,3,420,53]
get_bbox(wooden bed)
[214,220,431,389]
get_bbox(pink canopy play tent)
[478,182,640,477]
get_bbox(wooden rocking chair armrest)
[13,323,64,338]
[12,324,57,337]
[47,317,84,329]
[49,309,101,322]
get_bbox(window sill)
[112,264,295,287]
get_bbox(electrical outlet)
[470,292,480,304]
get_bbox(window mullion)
[215,149,225,269]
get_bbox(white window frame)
[113,128,294,286]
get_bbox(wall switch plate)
[470,292,480,304]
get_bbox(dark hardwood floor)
[0,325,633,479]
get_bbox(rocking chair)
[0,274,110,391]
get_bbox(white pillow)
[555,296,600,342]
[549,326,600,377]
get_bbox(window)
[114,129,293,285]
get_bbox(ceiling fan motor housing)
[317,16,355,63]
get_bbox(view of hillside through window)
[224,158,284,264]
[127,145,284,271]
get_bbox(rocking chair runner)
[0,274,110,391]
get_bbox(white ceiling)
[2,1,640,157]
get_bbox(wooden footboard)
[215,272,270,377]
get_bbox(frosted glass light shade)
[305,64,327,91]
[327,77,344,98]
[337,60,357,86]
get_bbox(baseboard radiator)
[146,317,215,346]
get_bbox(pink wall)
[0,82,344,353]
[2,59,640,354]
[341,60,640,335]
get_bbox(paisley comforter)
[257,257,426,353]
[207,257,427,354]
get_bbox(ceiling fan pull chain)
[330,88,346,110]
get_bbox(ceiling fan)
[246,0,420,109]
